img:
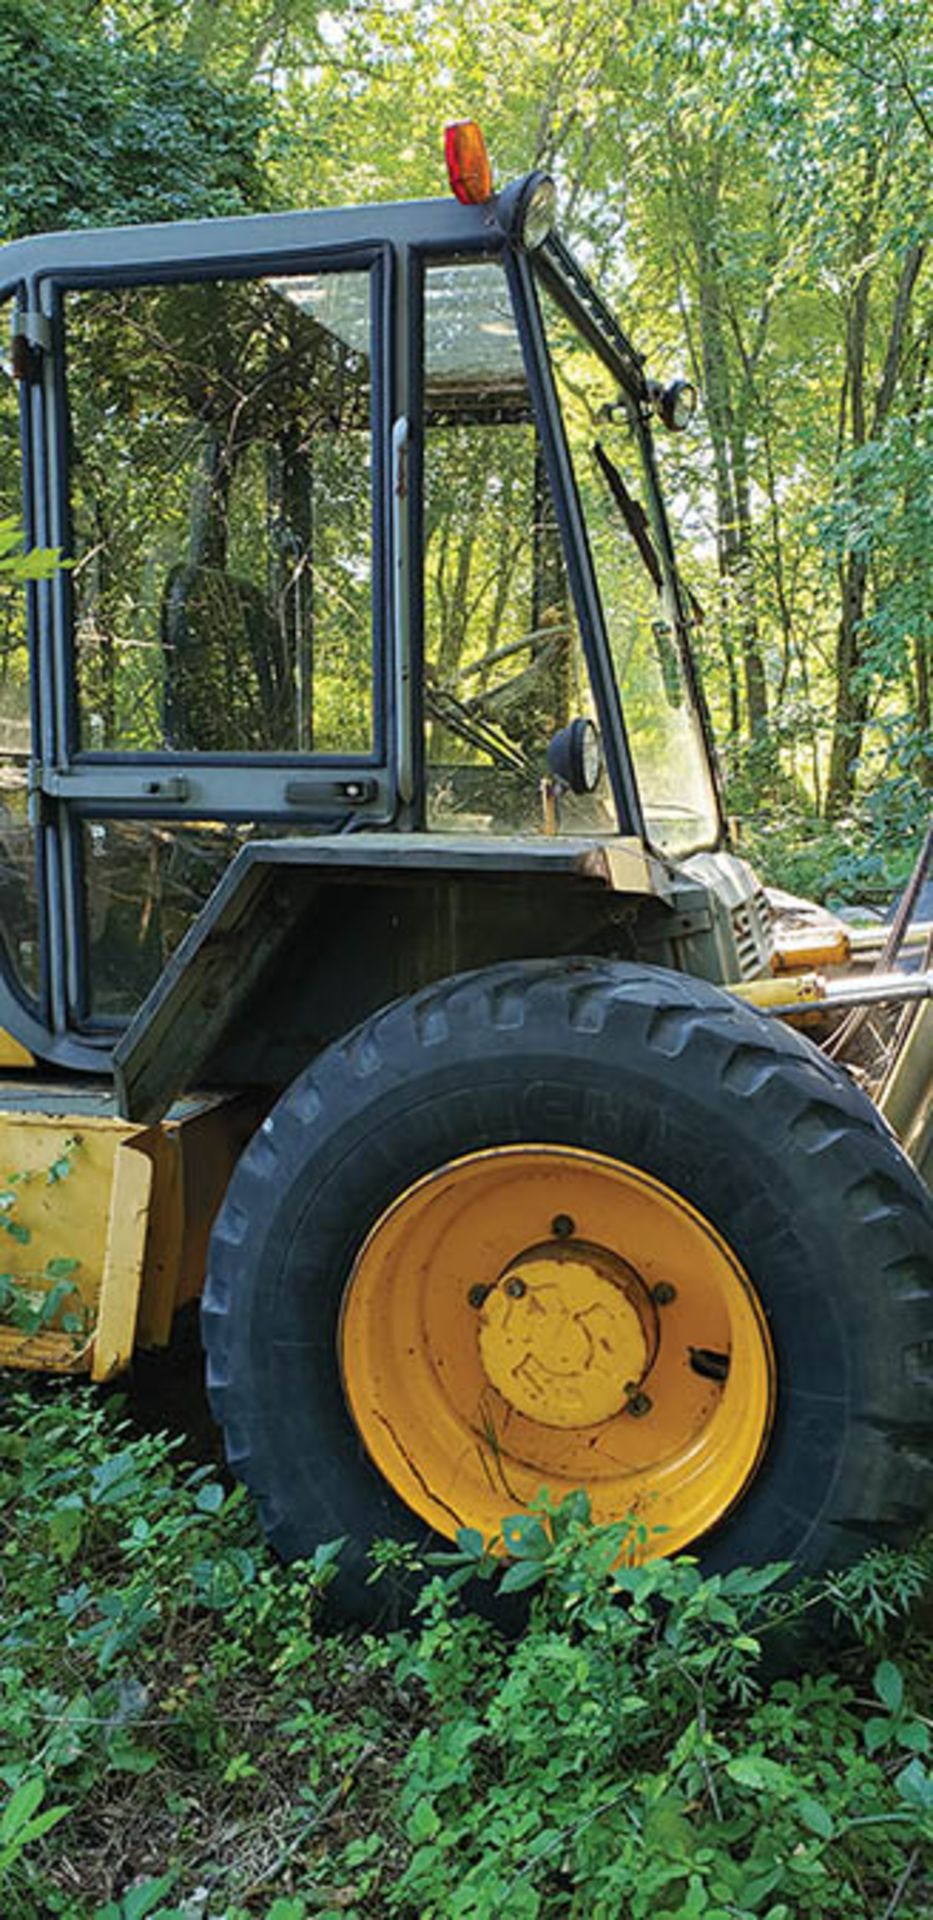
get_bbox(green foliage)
[0,0,268,240]
[0,1385,344,1917]
[2,1394,931,1917]
[1,0,928,880]
[0,514,60,586]
[738,804,926,905]
[260,0,931,842]
[383,1494,933,1917]
[0,1775,68,1876]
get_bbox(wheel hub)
[339,1144,776,1557]
[478,1242,657,1427]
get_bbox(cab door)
[37,248,392,1035]
[0,282,51,1058]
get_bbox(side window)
[422,262,614,835]
[65,270,375,758]
[0,298,40,1002]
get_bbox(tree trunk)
[826,241,925,816]
[692,177,770,761]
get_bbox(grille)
[732,889,773,977]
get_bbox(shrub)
[1,1389,931,1917]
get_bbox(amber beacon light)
[444,120,494,204]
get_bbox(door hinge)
[27,759,51,828]
[10,311,52,383]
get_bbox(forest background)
[0,0,929,900]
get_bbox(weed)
[0,1391,931,1917]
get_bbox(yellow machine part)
[0,1029,35,1070]
[770,928,851,973]
[729,972,825,1012]
[0,1096,257,1380]
[340,1145,776,1558]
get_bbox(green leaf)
[864,1716,893,1754]
[549,1487,591,1533]
[874,1659,904,1714]
[44,1257,81,1279]
[0,1775,45,1842]
[37,1278,83,1329]
[90,1451,140,1505]
[106,1738,160,1775]
[119,1876,179,1920]
[894,1758,933,1813]
[500,1514,550,1559]
[310,1537,345,1577]
[798,1796,834,1839]
[499,1560,547,1594]
[49,1498,85,1565]
[721,1562,791,1597]
[406,1797,441,1842]
[453,1526,486,1560]
[193,1482,225,1514]
[0,1776,68,1868]
[725,1755,794,1795]
[898,1721,931,1755]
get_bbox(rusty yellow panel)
[0,1113,145,1371]
[135,1095,263,1348]
[771,928,851,974]
[0,1325,88,1373]
[0,1029,35,1069]
[0,1093,262,1375]
[91,1143,156,1381]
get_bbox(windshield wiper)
[593,441,704,628]
[593,441,663,593]
[424,682,528,774]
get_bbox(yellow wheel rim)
[339,1146,776,1555]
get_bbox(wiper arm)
[424,681,528,774]
[593,441,663,594]
[593,441,704,626]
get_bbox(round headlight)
[667,379,697,430]
[547,717,603,795]
[649,378,698,432]
[495,170,557,251]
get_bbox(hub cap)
[478,1243,656,1428]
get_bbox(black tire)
[202,959,933,1619]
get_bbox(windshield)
[538,283,720,858]
[421,260,615,836]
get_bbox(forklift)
[0,121,929,1616]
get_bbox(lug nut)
[504,1276,527,1299]
[626,1391,653,1417]
[467,1284,491,1309]
[551,1214,575,1238]
[652,1282,677,1306]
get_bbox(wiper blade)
[593,441,662,593]
[593,441,703,626]
[424,683,528,774]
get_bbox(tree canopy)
[0,0,929,893]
